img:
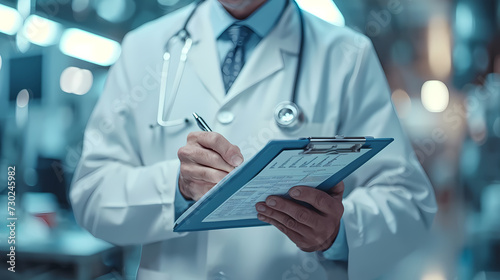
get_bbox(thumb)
[328,181,345,198]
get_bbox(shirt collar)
[210,0,287,39]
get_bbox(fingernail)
[231,155,243,166]
[267,198,276,207]
[290,188,301,197]
[257,214,266,221]
[256,205,266,212]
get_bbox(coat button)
[217,111,234,124]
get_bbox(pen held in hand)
[192,112,212,132]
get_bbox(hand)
[255,181,344,252]
[177,132,243,201]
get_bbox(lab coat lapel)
[224,3,301,103]
[186,2,226,104]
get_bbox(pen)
[192,112,212,132]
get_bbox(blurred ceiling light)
[22,15,63,47]
[72,0,90,13]
[17,0,31,18]
[59,28,121,66]
[16,89,30,108]
[421,80,449,113]
[391,89,412,118]
[96,0,136,23]
[60,66,94,95]
[456,3,475,38]
[428,16,452,79]
[16,33,30,53]
[295,0,345,27]
[158,0,181,6]
[0,4,23,35]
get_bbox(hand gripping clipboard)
[174,136,393,232]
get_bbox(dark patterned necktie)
[221,25,253,93]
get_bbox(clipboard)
[174,136,393,232]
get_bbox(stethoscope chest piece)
[274,101,305,131]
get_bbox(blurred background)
[0,0,499,279]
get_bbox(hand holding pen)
[176,113,243,201]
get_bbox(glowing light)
[16,89,30,108]
[96,0,136,23]
[295,0,345,27]
[60,66,94,95]
[23,15,63,47]
[456,3,475,38]
[428,16,452,79]
[16,33,30,53]
[422,272,446,280]
[421,80,449,113]
[0,4,23,35]
[391,89,412,118]
[59,28,121,66]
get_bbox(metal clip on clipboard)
[302,136,367,154]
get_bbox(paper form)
[202,149,369,222]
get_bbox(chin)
[218,0,254,10]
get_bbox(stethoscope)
[152,0,305,131]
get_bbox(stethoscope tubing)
[153,0,305,129]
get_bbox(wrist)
[178,176,192,201]
[319,228,339,252]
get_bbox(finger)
[262,196,320,229]
[180,164,228,184]
[288,186,336,215]
[187,132,243,167]
[178,145,234,173]
[255,203,314,236]
[257,214,308,249]
[327,181,345,198]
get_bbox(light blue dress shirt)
[175,0,348,262]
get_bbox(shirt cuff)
[321,218,349,261]
[174,175,195,220]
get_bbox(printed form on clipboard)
[174,136,394,232]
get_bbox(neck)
[220,0,268,19]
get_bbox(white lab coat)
[70,1,437,280]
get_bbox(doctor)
[70,0,437,279]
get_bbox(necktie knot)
[226,25,252,47]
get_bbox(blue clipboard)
[174,136,393,232]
